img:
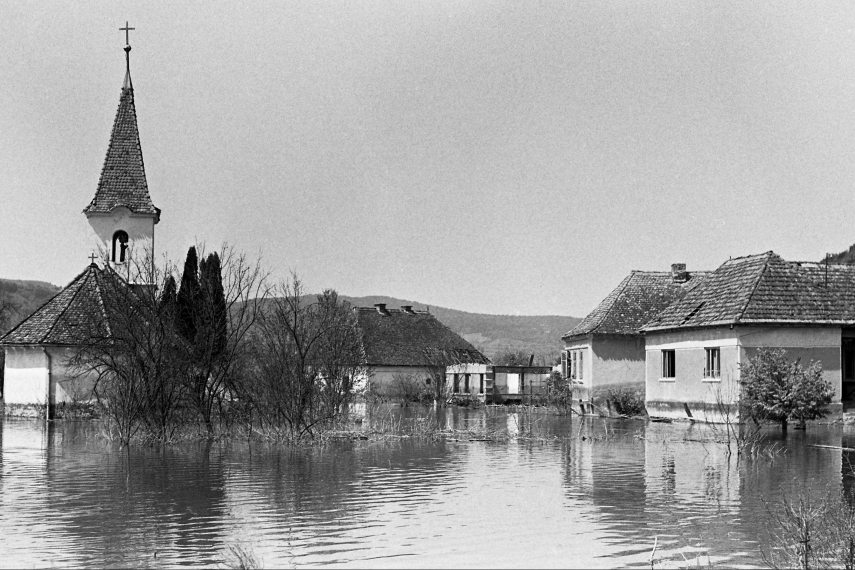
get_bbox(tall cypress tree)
[175,247,201,343]
[199,252,227,360]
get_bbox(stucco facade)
[3,346,96,416]
[87,207,155,270]
[563,334,646,402]
[645,326,843,422]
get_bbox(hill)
[0,280,580,364]
[0,278,62,335]
[342,295,580,364]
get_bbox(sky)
[3,2,855,317]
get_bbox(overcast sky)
[2,2,855,316]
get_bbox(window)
[453,373,460,393]
[479,373,484,394]
[578,351,583,380]
[661,350,676,378]
[562,351,568,378]
[464,373,470,393]
[571,352,578,380]
[704,348,720,379]
[112,230,129,263]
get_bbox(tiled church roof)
[356,306,490,367]
[642,251,855,332]
[563,270,708,339]
[0,264,112,345]
[83,87,160,220]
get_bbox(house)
[0,36,160,416]
[641,251,855,422]
[355,304,491,399]
[561,264,707,406]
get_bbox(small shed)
[487,365,553,404]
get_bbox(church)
[0,29,160,417]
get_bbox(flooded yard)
[0,406,852,568]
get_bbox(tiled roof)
[0,264,112,345]
[83,87,160,220]
[642,251,855,332]
[563,270,709,339]
[356,307,490,367]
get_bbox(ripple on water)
[0,414,850,568]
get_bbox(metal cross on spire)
[120,21,135,90]
[120,21,135,46]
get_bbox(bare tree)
[68,246,267,443]
[68,255,186,444]
[247,275,366,441]
[422,347,469,406]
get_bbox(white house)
[561,264,707,407]
[641,252,855,422]
[355,304,491,400]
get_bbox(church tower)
[84,24,160,282]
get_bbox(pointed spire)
[83,24,159,222]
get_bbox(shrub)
[741,348,834,430]
[606,385,645,417]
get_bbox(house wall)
[365,363,491,399]
[591,336,645,388]
[645,326,842,421]
[488,366,552,402]
[4,346,49,406]
[3,346,96,416]
[447,363,489,397]
[564,335,645,402]
[365,365,436,395]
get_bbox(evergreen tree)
[175,247,201,343]
[199,252,227,360]
[159,275,177,315]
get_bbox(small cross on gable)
[89,252,98,265]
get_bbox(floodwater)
[0,407,852,569]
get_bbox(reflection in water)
[0,411,854,568]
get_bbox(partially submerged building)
[561,264,707,404]
[1,37,160,416]
[487,364,553,404]
[355,304,491,399]
[641,252,855,421]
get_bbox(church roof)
[563,269,708,339]
[83,85,160,221]
[0,264,112,346]
[356,306,490,367]
[642,251,855,332]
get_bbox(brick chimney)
[671,263,689,283]
[374,303,389,315]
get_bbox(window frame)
[661,349,676,380]
[704,347,721,380]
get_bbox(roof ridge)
[0,265,91,343]
[92,267,112,338]
[735,252,773,325]
[41,266,94,343]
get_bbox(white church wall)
[4,346,96,417]
[4,346,49,406]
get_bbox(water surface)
[0,407,850,568]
